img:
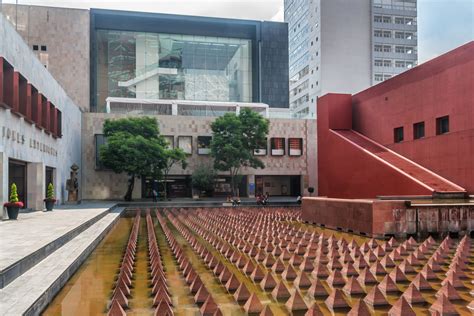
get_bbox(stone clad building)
[1,4,317,207]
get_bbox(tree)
[210,108,269,196]
[162,148,188,200]
[99,117,168,201]
[192,164,217,196]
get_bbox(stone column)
[247,174,255,198]
[27,162,44,211]
[0,152,7,219]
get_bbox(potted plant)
[44,183,56,211]
[4,183,23,220]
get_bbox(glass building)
[96,30,253,112]
[91,9,289,112]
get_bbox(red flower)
[3,201,24,208]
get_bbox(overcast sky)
[2,0,473,63]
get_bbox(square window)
[270,138,285,156]
[163,136,174,149]
[254,138,267,156]
[178,136,193,154]
[33,45,39,51]
[413,122,425,139]
[41,45,47,51]
[383,45,392,53]
[197,136,212,155]
[394,127,404,143]
[436,116,449,135]
[288,138,303,156]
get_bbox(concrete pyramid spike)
[307,278,329,298]
[271,259,286,274]
[282,264,298,281]
[234,282,251,302]
[360,242,371,253]
[305,248,317,259]
[327,256,343,270]
[435,282,462,301]
[341,251,354,263]
[119,271,133,288]
[341,262,359,277]
[368,238,378,249]
[194,284,210,304]
[259,305,274,316]
[244,260,256,275]
[446,265,468,279]
[305,303,324,316]
[369,260,387,276]
[280,249,292,261]
[299,257,314,272]
[354,256,369,270]
[380,255,396,268]
[154,300,173,316]
[348,239,359,250]
[255,250,266,262]
[450,258,468,271]
[441,273,466,289]
[365,250,378,263]
[357,267,378,286]
[213,261,224,276]
[116,278,131,297]
[263,254,276,268]
[152,277,169,295]
[364,285,389,307]
[420,264,438,280]
[271,281,291,300]
[251,265,265,282]
[389,266,409,283]
[185,269,197,285]
[294,272,312,289]
[315,251,329,263]
[412,249,426,260]
[153,286,172,307]
[200,296,218,316]
[401,283,426,304]
[427,259,443,272]
[411,273,433,291]
[327,269,346,287]
[219,268,232,283]
[373,246,385,258]
[398,259,417,274]
[342,276,365,295]
[243,293,263,314]
[311,262,329,279]
[324,288,350,310]
[467,300,474,313]
[272,246,283,257]
[111,288,129,308]
[406,253,422,266]
[108,299,126,316]
[285,290,308,312]
[347,299,373,316]
[289,254,303,266]
[387,296,416,316]
[429,294,460,316]
[260,272,277,291]
[225,273,240,292]
[388,248,403,261]
[190,276,203,294]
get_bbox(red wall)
[317,94,433,198]
[352,41,474,193]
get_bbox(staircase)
[333,130,467,197]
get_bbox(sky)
[2,0,473,63]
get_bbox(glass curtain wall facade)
[96,30,252,112]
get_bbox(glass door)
[8,159,27,208]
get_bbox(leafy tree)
[162,148,188,200]
[99,117,168,201]
[210,108,269,196]
[192,164,217,195]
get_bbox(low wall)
[302,197,474,238]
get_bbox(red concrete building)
[303,42,474,237]
[318,41,473,199]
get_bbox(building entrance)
[8,159,27,208]
[255,175,301,196]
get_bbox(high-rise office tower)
[285,0,417,118]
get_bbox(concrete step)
[0,208,124,316]
[0,205,114,289]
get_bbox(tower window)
[436,116,449,135]
[413,122,425,139]
[394,127,404,143]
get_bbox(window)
[383,74,392,80]
[413,122,425,139]
[406,61,414,69]
[383,60,392,67]
[41,45,47,52]
[436,116,449,135]
[254,138,267,156]
[383,16,391,23]
[383,45,392,53]
[163,136,174,149]
[405,32,413,40]
[406,47,414,54]
[197,136,212,155]
[395,46,405,53]
[394,127,404,143]
[395,61,405,68]
[374,30,383,37]
[383,31,392,38]
[395,32,404,39]
[375,74,383,82]
[405,18,414,25]
[395,17,404,24]
[32,45,39,51]
[374,15,383,23]
[374,44,383,52]
[178,136,193,154]
[95,134,107,169]
[271,138,285,156]
[374,59,383,67]
[288,138,303,156]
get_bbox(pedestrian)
[152,188,158,202]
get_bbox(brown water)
[42,215,474,316]
[43,218,132,316]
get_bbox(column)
[247,174,255,198]
[0,152,7,219]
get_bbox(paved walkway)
[0,202,115,273]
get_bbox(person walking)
[152,188,158,202]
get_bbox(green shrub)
[46,183,55,200]
[9,183,19,203]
